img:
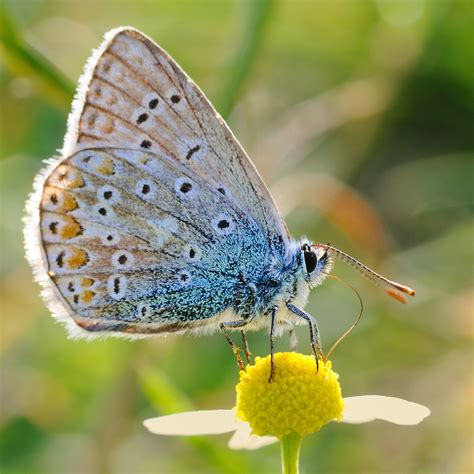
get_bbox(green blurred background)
[1,1,472,473]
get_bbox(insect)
[24,27,414,377]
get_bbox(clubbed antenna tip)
[312,243,415,304]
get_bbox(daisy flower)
[144,352,430,473]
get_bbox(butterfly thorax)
[232,240,322,326]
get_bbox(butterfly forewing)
[67,28,289,255]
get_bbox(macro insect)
[24,28,415,378]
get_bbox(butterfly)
[24,27,414,375]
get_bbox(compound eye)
[304,251,318,273]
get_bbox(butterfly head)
[300,242,333,288]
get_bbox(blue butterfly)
[24,28,414,378]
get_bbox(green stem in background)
[1,0,274,117]
[217,0,274,120]
[0,4,75,108]
[280,432,303,474]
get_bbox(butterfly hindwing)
[37,147,269,334]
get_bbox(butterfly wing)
[27,147,270,336]
[65,27,289,255]
[25,27,289,337]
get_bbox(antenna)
[324,273,363,361]
[312,243,415,303]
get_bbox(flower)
[236,353,343,438]
[143,352,430,451]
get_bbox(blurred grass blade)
[217,0,274,120]
[138,362,194,413]
[137,363,249,474]
[0,5,74,108]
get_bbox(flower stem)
[280,432,302,474]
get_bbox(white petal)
[228,420,278,450]
[144,409,238,435]
[342,395,430,425]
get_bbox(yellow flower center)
[235,352,344,439]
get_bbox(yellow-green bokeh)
[1,1,472,473]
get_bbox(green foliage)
[216,0,274,119]
[0,5,74,108]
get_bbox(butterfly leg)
[286,303,322,371]
[220,320,249,371]
[241,331,251,365]
[268,306,278,383]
